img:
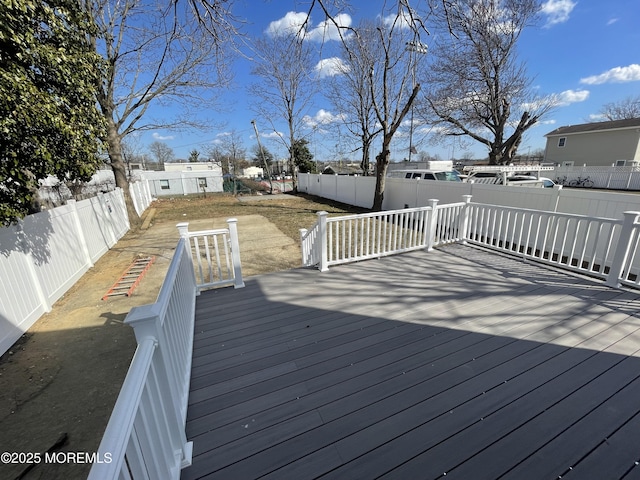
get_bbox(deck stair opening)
[102,256,156,300]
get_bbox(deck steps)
[102,256,155,300]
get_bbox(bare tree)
[148,141,175,168]
[218,130,247,176]
[421,0,553,165]
[597,95,640,121]
[325,20,379,175]
[249,28,317,190]
[358,8,427,211]
[88,0,238,223]
[208,130,247,195]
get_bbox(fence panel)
[0,188,129,356]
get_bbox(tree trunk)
[106,120,141,229]
[371,139,391,211]
[360,138,371,176]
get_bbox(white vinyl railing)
[301,196,640,290]
[177,219,244,291]
[89,236,196,479]
[301,197,471,271]
[90,220,244,479]
[300,221,320,267]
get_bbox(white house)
[164,162,222,172]
[242,166,264,179]
[544,118,640,167]
[138,170,223,196]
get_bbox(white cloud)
[382,10,416,30]
[266,12,351,41]
[315,57,349,78]
[262,131,283,140]
[540,0,577,27]
[303,109,346,128]
[152,132,174,140]
[589,113,607,121]
[580,64,640,85]
[606,18,619,26]
[545,89,589,107]
[307,14,352,41]
[266,11,308,38]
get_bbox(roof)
[545,118,640,137]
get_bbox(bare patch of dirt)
[0,193,365,479]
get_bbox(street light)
[405,41,428,162]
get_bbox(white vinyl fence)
[555,165,640,190]
[90,220,244,480]
[130,179,154,217]
[0,189,130,356]
[298,173,640,220]
[300,195,640,291]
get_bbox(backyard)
[0,192,366,480]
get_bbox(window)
[198,177,207,187]
[160,179,170,190]
[558,137,566,147]
[615,160,627,167]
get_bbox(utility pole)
[405,41,428,163]
[251,120,273,194]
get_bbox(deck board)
[181,244,640,480]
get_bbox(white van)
[388,169,463,182]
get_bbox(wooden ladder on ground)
[102,257,156,300]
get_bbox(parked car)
[388,169,463,182]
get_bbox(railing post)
[606,211,640,288]
[299,228,308,266]
[176,222,189,239]
[227,218,245,288]
[317,211,329,271]
[426,199,439,251]
[458,195,473,244]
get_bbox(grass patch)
[150,192,370,242]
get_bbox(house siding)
[545,127,640,166]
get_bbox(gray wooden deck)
[181,244,640,480]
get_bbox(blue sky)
[145,0,640,163]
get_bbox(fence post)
[227,218,245,288]
[458,195,473,244]
[426,199,439,251]
[606,211,640,288]
[98,192,119,247]
[317,211,329,271]
[67,199,94,268]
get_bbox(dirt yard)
[0,193,367,480]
